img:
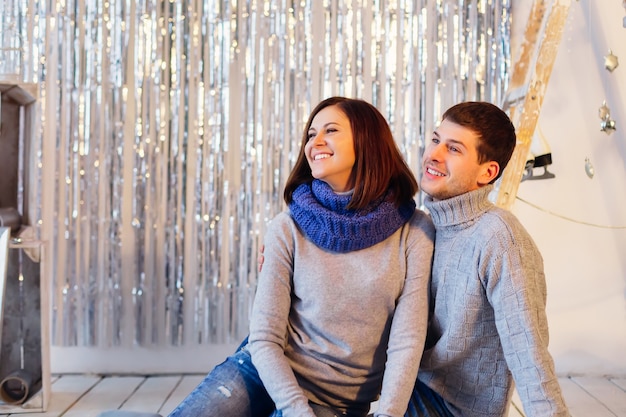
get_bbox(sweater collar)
[288,180,416,253]
[423,185,494,229]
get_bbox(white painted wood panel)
[507,404,525,417]
[6,375,101,417]
[120,376,181,414]
[1,374,625,417]
[611,378,626,391]
[158,375,204,416]
[571,376,626,416]
[61,377,144,417]
[559,377,615,417]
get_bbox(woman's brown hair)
[284,96,418,210]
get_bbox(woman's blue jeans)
[167,336,453,417]
[167,339,274,417]
[167,337,368,417]
[404,379,454,417]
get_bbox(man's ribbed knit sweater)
[248,206,435,417]
[419,185,569,417]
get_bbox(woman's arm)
[375,213,434,417]
[248,214,317,417]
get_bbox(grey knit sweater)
[419,185,569,417]
[249,209,435,417]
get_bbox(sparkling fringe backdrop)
[6,0,511,347]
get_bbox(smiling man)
[407,101,570,417]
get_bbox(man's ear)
[478,161,500,186]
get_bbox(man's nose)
[426,144,443,161]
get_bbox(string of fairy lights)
[516,196,626,229]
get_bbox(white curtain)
[3,0,511,348]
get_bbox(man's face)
[420,119,498,200]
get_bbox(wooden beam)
[496,0,572,209]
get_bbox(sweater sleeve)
[484,216,569,417]
[375,212,435,417]
[248,213,316,417]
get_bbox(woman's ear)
[478,161,500,186]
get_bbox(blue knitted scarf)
[289,180,416,253]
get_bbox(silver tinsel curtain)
[2,0,511,348]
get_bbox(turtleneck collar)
[423,185,494,230]
[288,179,416,253]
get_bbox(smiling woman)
[163,96,435,417]
[304,105,355,193]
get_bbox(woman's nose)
[311,133,325,145]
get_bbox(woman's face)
[305,105,356,192]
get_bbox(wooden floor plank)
[559,377,615,417]
[610,377,626,392]
[571,376,626,416]
[120,376,181,414]
[0,374,101,417]
[61,376,145,417]
[2,374,625,416]
[158,375,204,416]
[507,404,525,417]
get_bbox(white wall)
[511,0,626,376]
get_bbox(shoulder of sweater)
[266,210,296,231]
[266,210,331,242]
[262,211,303,256]
[408,208,436,238]
[477,206,539,250]
[269,209,292,223]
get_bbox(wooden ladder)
[496,0,572,209]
